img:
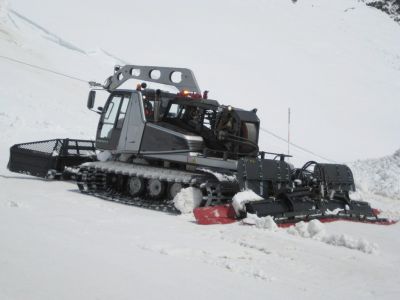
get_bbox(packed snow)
[1,1,400,299]
[351,149,400,201]
[287,220,379,254]
[173,187,203,214]
[242,214,279,231]
[199,168,237,182]
[350,150,400,220]
[243,216,380,254]
[232,190,264,215]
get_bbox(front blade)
[194,205,237,225]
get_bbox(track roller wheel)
[147,178,166,199]
[128,176,146,197]
[168,182,183,199]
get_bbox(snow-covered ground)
[1,1,400,299]
[2,179,400,300]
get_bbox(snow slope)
[9,0,400,164]
[0,2,126,169]
[1,1,400,299]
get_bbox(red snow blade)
[194,205,397,226]
[194,205,237,225]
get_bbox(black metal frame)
[7,139,96,178]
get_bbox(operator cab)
[90,88,205,155]
[90,86,260,159]
[87,64,260,159]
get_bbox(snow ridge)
[243,215,380,254]
[287,220,379,254]
[1,5,128,65]
[351,149,400,200]
[8,9,86,54]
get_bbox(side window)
[165,104,186,119]
[116,96,130,129]
[143,99,154,121]
[167,103,180,118]
[203,109,216,129]
[99,95,123,139]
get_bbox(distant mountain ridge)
[363,0,400,23]
[292,0,400,23]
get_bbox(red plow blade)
[194,205,397,226]
[193,204,237,225]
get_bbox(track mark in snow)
[137,243,209,258]
[219,229,300,267]
[137,243,252,262]
[7,200,19,207]
[0,199,20,208]
[136,242,275,281]
[234,239,273,256]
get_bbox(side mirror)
[87,90,96,109]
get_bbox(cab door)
[119,92,145,153]
[96,92,130,150]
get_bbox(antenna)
[288,107,291,157]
